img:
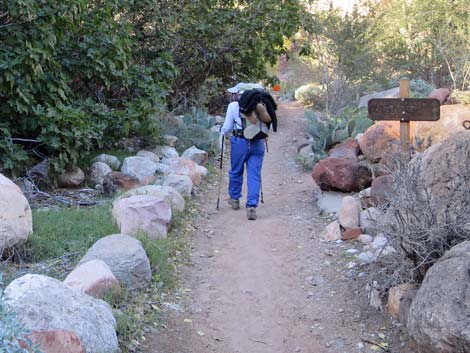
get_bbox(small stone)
[342,227,362,240]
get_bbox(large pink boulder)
[413,104,470,150]
[0,173,32,249]
[64,259,121,299]
[167,158,206,186]
[112,195,172,239]
[312,157,372,192]
[358,122,401,162]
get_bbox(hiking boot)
[246,207,257,220]
[228,198,240,210]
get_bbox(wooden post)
[399,79,411,152]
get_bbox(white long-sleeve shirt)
[220,101,243,135]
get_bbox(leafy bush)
[0,276,42,353]
[34,104,105,174]
[294,83,325,108]
[0,126,28,176]
[304,107,372,164]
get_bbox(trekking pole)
[216,134,225,210]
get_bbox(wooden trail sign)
[367,79,441,151]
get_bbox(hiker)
[220,83,277,221]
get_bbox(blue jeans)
[229,136,265,208]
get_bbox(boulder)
[148,145,179,160]
[119,185,185,213]
[358,122,401,162]
[328,138,360,160]
[5,274,118,353]
[428,88,451,105]
[112,195,172,239]
[102,172,141,195]
[89,162,112,186]
[358,87,400,108]
[167,158,205,186]
[320,221,341,241]
[341,227,362,241]
[370,174,394,206]
[0,173,32,249]
[358,187,375,209]
[121,156,158,183]
[414,104,470,150]
[181,146,208,165]
[407,241,470,353]
[58,168,85,188]
[162,173,193,196]
[415,131,470,221]
[312,157,372,192]
[78,234,151,290]
[155,163,171,175]
[20,329,86,353]
[29,159,51,185]
[64,259,121,299]
[92,154,120,171]
[136,150,161,164]
[338,196,360,229]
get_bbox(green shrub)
[164,109,220,156]
[294,83,325,108]
[0,126,28,176]
[303,107,372,164]
[34,104,105,174]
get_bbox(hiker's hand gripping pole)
[216,134,225,210]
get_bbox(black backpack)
[238,88,278,132]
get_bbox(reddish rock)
[103,172,141,195]
[328,138,360,160]
[19,329,86,353]
[428,88,451,105]
[358,122,402,162]
[312,157,372,192]
[371,175,394,206]
[341,227,362,240]
[167,158,203,186]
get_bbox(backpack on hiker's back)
[238,88,278,140]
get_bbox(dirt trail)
[144,101,400,353]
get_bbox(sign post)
[368,79,441,153]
